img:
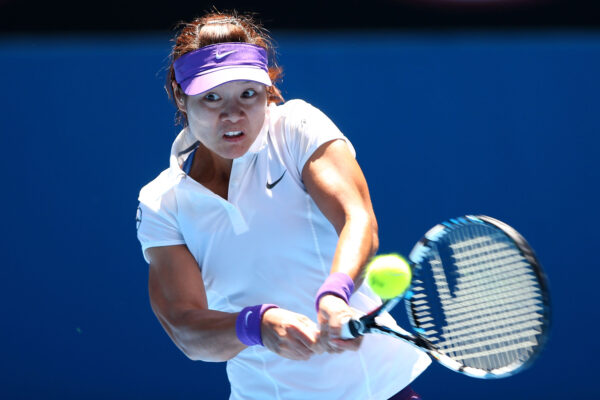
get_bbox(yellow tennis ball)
[366,254,412,299]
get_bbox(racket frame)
[342,215,551,379]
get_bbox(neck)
[190,143,233,199]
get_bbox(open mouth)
[224,131,244,138]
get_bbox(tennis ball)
[366,254,412,299]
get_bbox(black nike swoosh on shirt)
[266,170,287,189]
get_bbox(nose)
[220,100,245,124]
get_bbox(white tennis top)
[137,99,430,400]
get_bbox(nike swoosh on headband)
[216,50,237,59]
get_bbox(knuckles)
[263,307,363,360]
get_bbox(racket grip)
[340,318,362,339]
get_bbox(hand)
[261,308,324,360]
[317,294,363,353]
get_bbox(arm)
[302,139,379,351]
[147,245,322,362]
[303,139,379,281]
[147,245,243,362]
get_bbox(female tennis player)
[136,11,430,399]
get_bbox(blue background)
[1,31,599,398]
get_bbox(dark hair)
[166,11,284,126]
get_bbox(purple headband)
[174,42,272,95]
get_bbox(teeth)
[224,131,242,137]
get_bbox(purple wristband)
[315,272,355,311]
[236,304,279,346]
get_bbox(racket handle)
[340,318,363,339]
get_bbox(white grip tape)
[340,317,355,339]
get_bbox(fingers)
[260,302,363,361]
[317,295,363,354]
[288,326,322,359]
[331,336,363,352]
[319,328,362,353]
[261,308,323,361]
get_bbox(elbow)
[370,215,379,256]
[177,340,206,361]
[180,347,226,363]
[180,347,203,361]
[168,314,240,363]
[185,353,221,362]
[183,349,235,363]
[173,332,232,363]
[371,229,379,257]
[153,310,231,363]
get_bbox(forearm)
[330,209,379,287]
[316,211,375,352]
[156,305,323,362]
[153,306,245,362]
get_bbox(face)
[179,80,268,161]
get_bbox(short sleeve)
[281,100,356,177]
[136,184,185,264]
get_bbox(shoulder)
[270,99,324,125]
[138,168,180,212]
[265,99,353,179]
[269,99,340,143]
[277,98,313,113]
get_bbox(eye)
[242,89,256,98]
[203,92,221,102]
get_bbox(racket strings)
[441,295,542,329]
[412,224,546,374]
[449,226,542,371]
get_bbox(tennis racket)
[341,215,551,379]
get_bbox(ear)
[172,82,187,112]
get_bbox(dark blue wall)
[1,31,599,399]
